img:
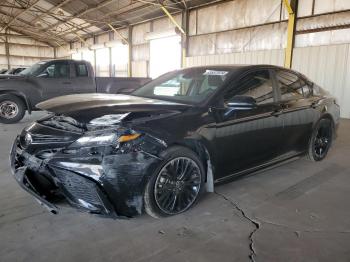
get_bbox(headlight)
[118,133,141,143]
[69,129,141,148]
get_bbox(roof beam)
[31,0,73,24]
[56,2,152,37]
[0,9,68,45]
[36,0,181,43]
[49,0,115,30]
[1,0,92,40]
[134,0,182,10]
[0,22,53,46]
[0,4,26,9]
[25,4,94,38]
[107,23,128,44]
[2,0,41,31]
[160,5,185,34]
[0,32,35,38]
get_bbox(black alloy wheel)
[154,157,201,215]
[309,118,333,161]
[144,146,205,218]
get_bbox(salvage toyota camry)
[10,65,340,218]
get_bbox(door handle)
[62,81,71,84]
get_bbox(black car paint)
[10,65,340,218]
[0,59,150,113]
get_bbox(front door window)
[38,62,70,78]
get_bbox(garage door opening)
[150,35,181,79]
[111,44,129,77]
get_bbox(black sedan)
[10,65,340,218]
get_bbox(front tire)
[144,146,205,218]
[0,95,26,124]
[308,118,333,161]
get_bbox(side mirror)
[226,95,257,110]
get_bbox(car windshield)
[132,68,233,104]
[19,61,48,76]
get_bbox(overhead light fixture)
[56,8,64,16]
[89,44,105,50]
[105,40,123,48]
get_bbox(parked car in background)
[10,65,340,219]
[0,59,151,123]
[0,68,8,74]
[5,67,28,75]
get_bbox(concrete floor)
[1,112,350,262]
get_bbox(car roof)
[182,64,285,71]
[180,64,307,79]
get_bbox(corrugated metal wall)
[185,44,350,119]
[62,0,350,119]
[0,31,55,69]
[186,49,285,67]
[184,0,350,119]
[293,44,350,118]
[56,45,70,59]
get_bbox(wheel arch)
[319,112,335,123]
[170,139,215,193]
[320,113,337,141]
[0,90,32,113]
[316,112,336,131]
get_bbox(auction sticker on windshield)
[203,70,228,76]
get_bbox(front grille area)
[52,168,104,211]
[11,136,117,217]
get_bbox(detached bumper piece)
[10,137,118,218]
[13,167,58,214]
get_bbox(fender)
[172,137,216,193]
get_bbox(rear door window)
[75,63,89,77]
[275,70,311,100]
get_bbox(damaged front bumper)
[12,166,59,214]
[10,135,163,218]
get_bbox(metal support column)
[109,47,113,77]
[128,26,133,77]
[283,0,298,68]
[5,29,10,69]
[159,4,187,68]
[181,9,189,68]
[93,35,97,74]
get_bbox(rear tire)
[0,94,25,124]
[308,118,333,161]
[144,146,205,218]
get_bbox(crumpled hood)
[37,93,191,125]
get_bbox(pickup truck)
[0,59,150,123]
